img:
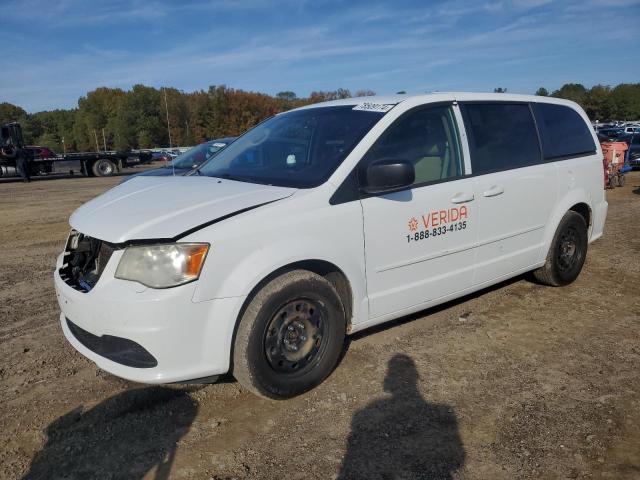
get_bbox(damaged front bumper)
[54,238,245,384]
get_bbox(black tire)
[533,211,588,287]
[618,173,625,187]
[233,270,346,399]
[92,158,117,177]
[609,174,618,188]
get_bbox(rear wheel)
[233,270,346,399]
[618,173,625,187]
[533,211,588,286]
[92,158,117,177]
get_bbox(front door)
[360,103,479,320]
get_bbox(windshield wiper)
[213,173,261,184]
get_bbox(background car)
[24,145,56,159]
[121,137,235,182]
[151,151,172,163]
[597,127,624,140]
[624,134,640,169]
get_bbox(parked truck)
[0,122,152,179]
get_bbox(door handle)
[450,192,474,204]
[482,185,504,197]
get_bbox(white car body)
[54,93,607,384]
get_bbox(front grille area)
[66,318,158,368]
[59,231,117,292]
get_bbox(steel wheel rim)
[98,161,113,175]
[264,298,327,374]
[557,227,579,271]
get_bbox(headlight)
[115,243,209,288]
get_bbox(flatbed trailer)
[1,122,152,178]
[24,150,153,177]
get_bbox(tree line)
[1,83,638,153]
[0,86,372,153]
[534,83,640,123]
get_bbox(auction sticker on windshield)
[353,102,395,113]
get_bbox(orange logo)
[408,207,469,232]
[422,206,468,228]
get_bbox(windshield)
[172,142,227,169]
[198,106,387,188]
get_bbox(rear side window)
[533,103,596,159]
[462,103,540,175]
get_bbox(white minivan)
[54,93,607,399]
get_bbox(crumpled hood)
[70,176,296,243]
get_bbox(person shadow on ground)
[23,386,198,480]
[339,354,465,480]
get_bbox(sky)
[2,0,639,112]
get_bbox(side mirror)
[361,159,415,194]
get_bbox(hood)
[70,176,296,243]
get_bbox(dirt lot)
[1,171,639,480]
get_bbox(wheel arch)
[540,190,594,264]
[569,202,592,230]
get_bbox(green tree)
[114,85,165,149]
[608,83,640,120]
[535,87,549,96]
[551,83,588,104]
[276,91,297,101]
[0,102,26,124]
[31,109,77,151]
[583,85,613,121]
[494,87,507,93]
[18,114,42,145]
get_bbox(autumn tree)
[8,82,639,151]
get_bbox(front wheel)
[533,211,588,286]
[233,270,346,399]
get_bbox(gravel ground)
[1,171,639,480]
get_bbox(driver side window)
[362,104,464,186]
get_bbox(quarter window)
[532,103,596,159]
[361,104,464,186]
[463,103,540,175]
